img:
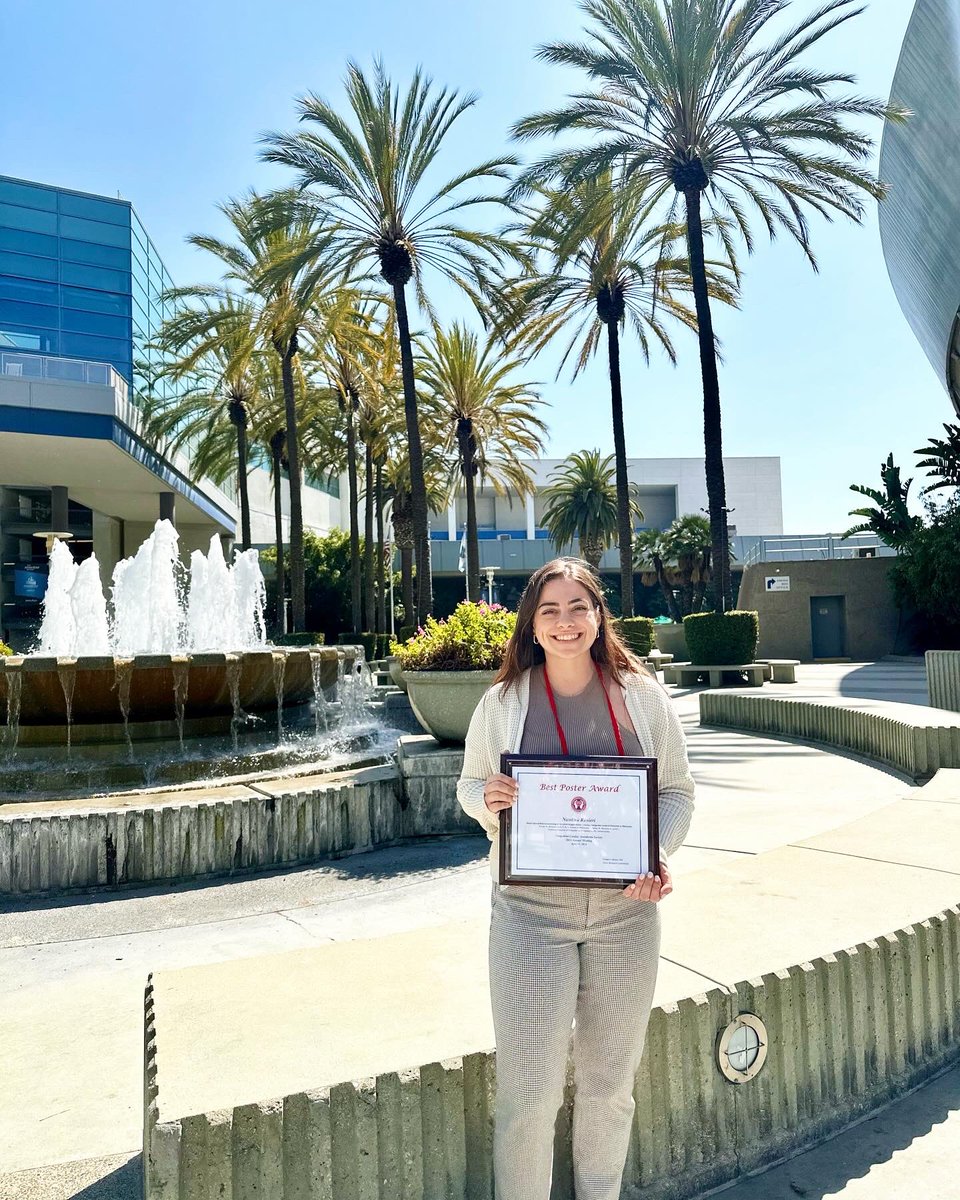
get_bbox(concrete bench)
[662,661,689,685]
[672,662,766,688]
[757,658,800,684]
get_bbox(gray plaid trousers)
[489,884,660,1200]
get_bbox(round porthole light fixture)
[716,1013,768,1083]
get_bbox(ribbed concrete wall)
[144,907,960,1200]
[1,743,469,897]
[928,651,960,713]
[700,692,960,780]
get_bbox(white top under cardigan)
[456,667,696,880]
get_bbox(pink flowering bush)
[390,600,516,671]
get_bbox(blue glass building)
[0,174,174,404]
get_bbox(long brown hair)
[494,557,646,694]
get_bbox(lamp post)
[483,566,498,606]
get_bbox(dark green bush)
[683,610,759,665]
[337,631,378,661]
[615,616,655,656]
[272,632,325,647]
[397,624,417,643]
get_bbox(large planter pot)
[386,656,408,694]
[403,670,497,743]
[654,623,688,659]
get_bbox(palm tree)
[845,454,922,553]
[916,424,960,495]
[168,189,342,631]
[542,449,642,572]
[144,297,261,549]
[512,0,907,612]
[309,293,386,634]
[503,169,734,616]
[262,60,522,623]
[633,528,682,621]
[417,323,548,601]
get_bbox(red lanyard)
[542,662,626,757]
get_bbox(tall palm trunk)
[269,430,286,633]
[606,319,633,617]
[683,189,731,613]
[363,442,375,634]
[392,283,432,622]
[375,461,386,637]
[276,333,306,630]
[344,394,361,634]
[232,406,252,551]
[457,419,481,603]
[393,504,415,629]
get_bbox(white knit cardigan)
[456,668,696,879]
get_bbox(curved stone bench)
[700,690,960,780]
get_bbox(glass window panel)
[0,180,58,211]
[0,277,58,306]
[0,324,59,353]
[60,284,131,316]
[0,251,58,282]
[58,192,128,227]
[61,261,130,292]
[60,237,128,270]
[0,227,58,257]
[0,298,58,329]
[61,308,129,338]
[58,214,130,249]
[61,330,130,360]
[0,202,58,235]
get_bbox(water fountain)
[0,520,389,799]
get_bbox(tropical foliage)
[262,61,522,623]
[502,169,734,615]
[417,323,547,601]
[844,454,923,553]
[541,449,642,569]
[512,0,907,612]
[635,513,716,621]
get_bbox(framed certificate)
[498,754,659,888]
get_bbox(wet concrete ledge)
[0,737,469,898]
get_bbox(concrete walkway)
[1,660,957,1199]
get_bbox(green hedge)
[272,632,325,647]
[337,631,377,661]
[615,616,655,656]
[683,610,759,665]
[397,624,417,644]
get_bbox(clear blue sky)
[1,0,949,534]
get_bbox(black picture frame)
[498,753,660,888]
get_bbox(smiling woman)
[456,556,695,1200]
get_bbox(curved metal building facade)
[879,0,960,416]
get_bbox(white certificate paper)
[510,764,648,881]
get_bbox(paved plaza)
[1,659,958,1199]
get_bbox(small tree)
[542,449,642,569]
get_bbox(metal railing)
[741,532,891,566]
[0,351,129,403]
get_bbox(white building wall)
[246,467,345,546]
[527,456,782,536]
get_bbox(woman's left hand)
[623,860,673,903]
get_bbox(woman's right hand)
[483,773,518,814]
